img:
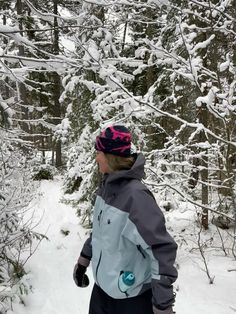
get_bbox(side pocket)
[137,245,146,259]
[118,271,135,297]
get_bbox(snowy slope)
[8,178,236,314]
[9,178,93,314]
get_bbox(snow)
[54,118,71,144]
[8,178,93,314]
[0,98,14,126]
[176,255,236,314]
[8,178,236,314]
[196,87,216,105]
[189,34,215,55]
[61,37,76,53]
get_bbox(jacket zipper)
[96,209,103,286]
[95,251,102,286]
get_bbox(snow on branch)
[23,0,76,24]
[188,34,215,55]
[145,179,236,223]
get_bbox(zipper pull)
[98,210,102,223]
[137,245,146,258]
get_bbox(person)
[73,125,178,314]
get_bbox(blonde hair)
[105,154,135,172]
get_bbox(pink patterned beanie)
[95,125,132,157]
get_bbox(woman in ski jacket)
[73,125,178,314]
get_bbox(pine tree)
[142,0,236,227]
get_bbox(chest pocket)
[101,206,128,253]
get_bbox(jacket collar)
[103,153,145,185]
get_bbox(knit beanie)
[95,125,132,157]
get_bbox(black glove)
[153,306,174,314]
[153,306,175,314]
[73,263,90,287]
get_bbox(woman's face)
[95,151,111,174]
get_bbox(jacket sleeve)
[126,188,178,310]
[80,233,92,261]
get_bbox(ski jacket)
[81,153,178,309]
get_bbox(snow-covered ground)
[9,178,236,314]
[9,178,93,314]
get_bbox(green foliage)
[32,164,56,181]
[63,125,100,227]
[64,176,82,194]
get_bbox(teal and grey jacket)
[81,153,178,309]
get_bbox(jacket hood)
[105,153,145,184]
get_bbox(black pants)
[88,284,153,314]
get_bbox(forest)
[0,0,236,312]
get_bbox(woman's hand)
[73,263,90,287]
[153,306,175,314]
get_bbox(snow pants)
[88,284,153,314]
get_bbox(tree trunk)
[52,0,62,168]
[199,104,209,229]
[16,0,29,134]
[3,12,9,100]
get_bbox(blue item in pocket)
[118,271,135,292]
